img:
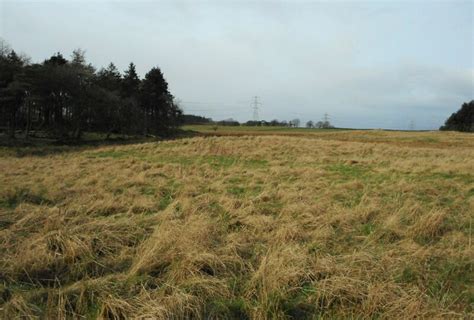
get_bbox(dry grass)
[1,130,473,319]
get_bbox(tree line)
[183,116,335,129]
[0,40,182,140]
[440,101,473,132]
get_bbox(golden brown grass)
[0,130,473,319]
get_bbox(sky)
[1,0,473,129]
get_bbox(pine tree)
[122,62,140,98]
[0,50,27,138]
[97,62,122,92]
[140,67,181,134]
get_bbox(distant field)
[187,125,474,149]
[1,130,473,318]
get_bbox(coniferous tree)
[0,50,27,138]
[97,63,122,92]
[25,52,72,136]
[120,63,141,133]
[140,67,182,135]
[69,49,96,138]
[95,63,122,135]
[122,63,140,98]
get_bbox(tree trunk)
[8,106,16,139]
[25,100,31,140]
[74,127,81,139]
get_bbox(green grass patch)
[0,187,52,208]
[158,190,173,210]
[85,302,101,320]
[227,186,246,197]
[201,155,237,168]
[425,257,474,308]
[396,265,420,284]
[157,182,180,210]
[332,190,364,208]
[327,163,370,179]
[360,222,376,236]
[468,188,474,197]
[86,150,267,170]
[205,298,249,319]
[417,172,474,184]
[243,159,268,168]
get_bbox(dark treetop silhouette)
[0,41,182,140]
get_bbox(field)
[1,128,473,319]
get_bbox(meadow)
[0,128,473,319]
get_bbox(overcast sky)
[1,0,473,129]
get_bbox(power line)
[179,100,248,107]
[182,109,215,112]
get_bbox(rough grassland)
[0,130,473,319]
